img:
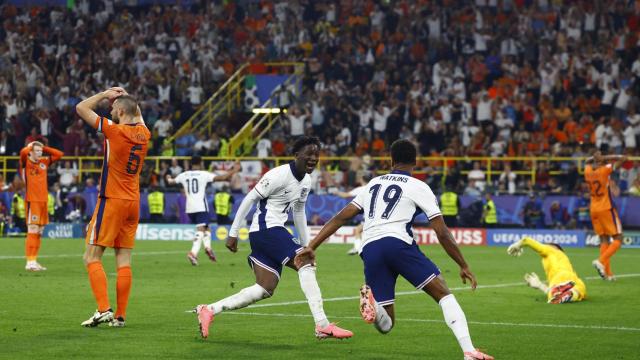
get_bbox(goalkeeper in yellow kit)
[507,237,587,304]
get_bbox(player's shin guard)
[207,284,270,314]
[86,261,110,312]
[191,231,204,255]
[298,265,330,328]
[203,231,212,249]
[115,266,132,320]
[439,294,475,353]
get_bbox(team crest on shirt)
[31,215,38,221]
[39,163,46,170]
[300,187,309,199]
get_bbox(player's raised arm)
[19,144,31,177]
[294,203,361,267]
[611,155,628,170]
[212,161,241,182]
[43,146,64,163]
[75,89,124,126]
[430,215,477,289]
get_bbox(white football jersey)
[351,170,441,247]
[174,170,216,214]
[250,163,311,233]
[348,185,366,197]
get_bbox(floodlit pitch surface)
[1,238,638,359]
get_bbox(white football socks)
[207,284,270,314]
[374,302,393,333]
[298,265,330,328]
[203,230,212,250]
[191,231,204,255]
[439,294,475,353]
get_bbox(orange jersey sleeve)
[95,117,151,200]
[20,146,51,202]
[43,146,64,163]
[584,164,613,211]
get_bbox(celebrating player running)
[194,136,352,340]
[295,139,493,360]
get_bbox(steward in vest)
[215,185,234,225]
[483,193,498,228]
[440,189,460,227]
[147,187,165,223]
[12,191,27,232]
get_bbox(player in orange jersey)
[19,141,63,271]
[584,151,627,281]
[76,87,151,328]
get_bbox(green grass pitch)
[1,238,639,359]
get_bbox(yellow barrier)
[2,156,637,184]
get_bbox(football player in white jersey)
[193,136,353,340]
[166,156,240,265]
[296,139,493,360]
[331,174,372,255]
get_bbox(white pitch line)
[248,273,640,309]
[0,250,187,260]
[227,312,640,332]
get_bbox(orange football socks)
[600,239,622,276]
[115,266,132,320]
[86,261,110,312]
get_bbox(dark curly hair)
[390,139,417,165]
[291,136,321,155]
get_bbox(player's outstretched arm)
[225,189,262,252]
[295,203,360,267]
[75,89,124,126]
[212,161,242,182]
[430,215,477,289]
[513,237,552,257]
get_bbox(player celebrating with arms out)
[584,151,627,281]
[20,141,63,271]
[295,139,492,360]
[76,87,151,328]
[507,237,587,304]
[166,156,241,265]
[194,136,352,340]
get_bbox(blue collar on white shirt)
[289,162,305,181]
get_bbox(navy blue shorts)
[360,237,440,306]
[248,227,302,279]
[188,212,210,227]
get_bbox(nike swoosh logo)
[284,191,291,194]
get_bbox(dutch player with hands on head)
[295,139,493,360]
[76,87,150,328]
[194,136,352,340]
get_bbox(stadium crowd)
[1,1,640,196]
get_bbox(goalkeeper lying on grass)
[508,237,587,304]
